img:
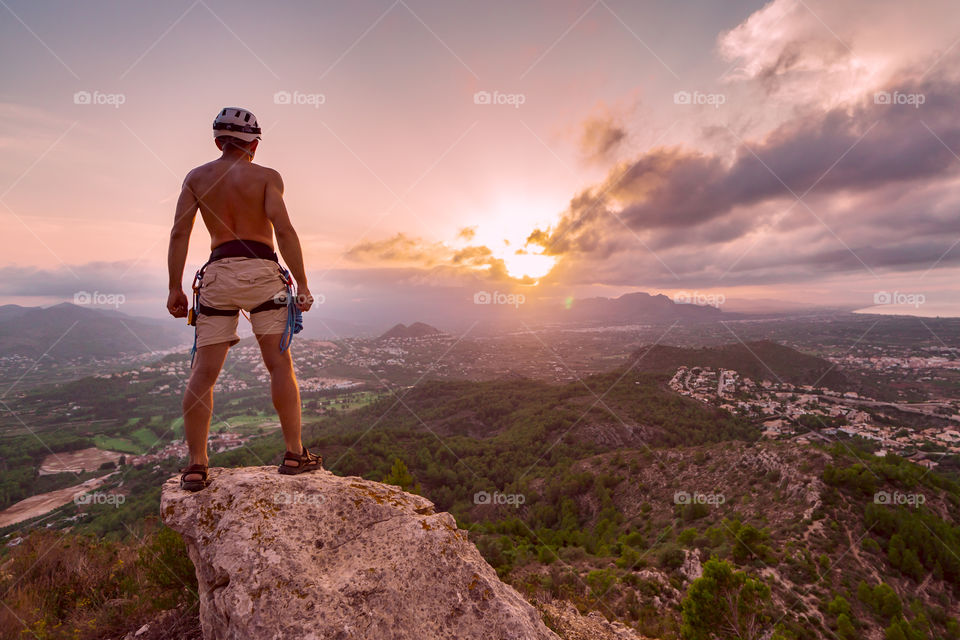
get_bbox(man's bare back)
[186,158,279,250]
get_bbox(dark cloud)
[579,114,627,161]
[528,65,960,286]
[754,39,851,94]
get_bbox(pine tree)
[836,613,857,640]
[382,457,420,494]
[681,556,773,640]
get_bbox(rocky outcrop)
[538,601,653,640]
[161,466,559,640]
[679,549,702,583]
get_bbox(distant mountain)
[0,304,32,322]
[378,322,444,340]
[467,290,727,334]
[628,339,848,389]
[561,291,723,323]
[0,303,187,360]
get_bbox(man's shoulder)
[251,163,281,178]
[183,161,215,184]
[252,163,283,186]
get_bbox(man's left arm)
[166,177,199,318]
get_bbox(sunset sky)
[2,0,959,323]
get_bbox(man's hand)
[167,288,189,318]
[296,287,314,312]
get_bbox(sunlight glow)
[501,250,556,280]
[462,194,564,281]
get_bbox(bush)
[678,528,698,546]
[682,502,711,522]
[585,569,617,599]
[659,547,687,570]
[558,545,587,563]
[0,523,197,640]
[827,595,851,617]
[137,525,198,608]
[836,613,857,640]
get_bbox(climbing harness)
[187,239,302,366]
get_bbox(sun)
[501,250,556,280]
[462,194,564,280]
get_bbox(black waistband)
[209,239,278,263]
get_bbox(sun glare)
[501,251,556,280]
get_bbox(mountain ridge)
[0,302,186,360]
[378,321,444,340]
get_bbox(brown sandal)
[180,464,210,491]
[279,447,323,475]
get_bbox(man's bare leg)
[182,342,230,479]
[256,333,304,461]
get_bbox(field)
[213,414,281,435]
[92,435,141,454]
[37,447,124,475]
[324,391,384,411]
[0,472,116,528]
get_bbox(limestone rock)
[538,601,653,640]
[680,549,702,582]
[161,466,559,640]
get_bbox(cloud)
[0,103,76,153]
[343,233,525,284]
[526,57,960,287]
[579,113,627,162]
[717,0,960,109]
[452,245,494,266]
[344,233,452,266]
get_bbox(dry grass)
[0,518,197,640]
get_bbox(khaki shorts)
[195,257,288,348]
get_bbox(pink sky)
[2,0,959,321]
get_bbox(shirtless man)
[166,107,320,491]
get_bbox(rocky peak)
[161,466,558,640]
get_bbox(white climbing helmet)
[212,107,261,142]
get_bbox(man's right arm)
[264,169,313,311]
[166,175,198,318]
